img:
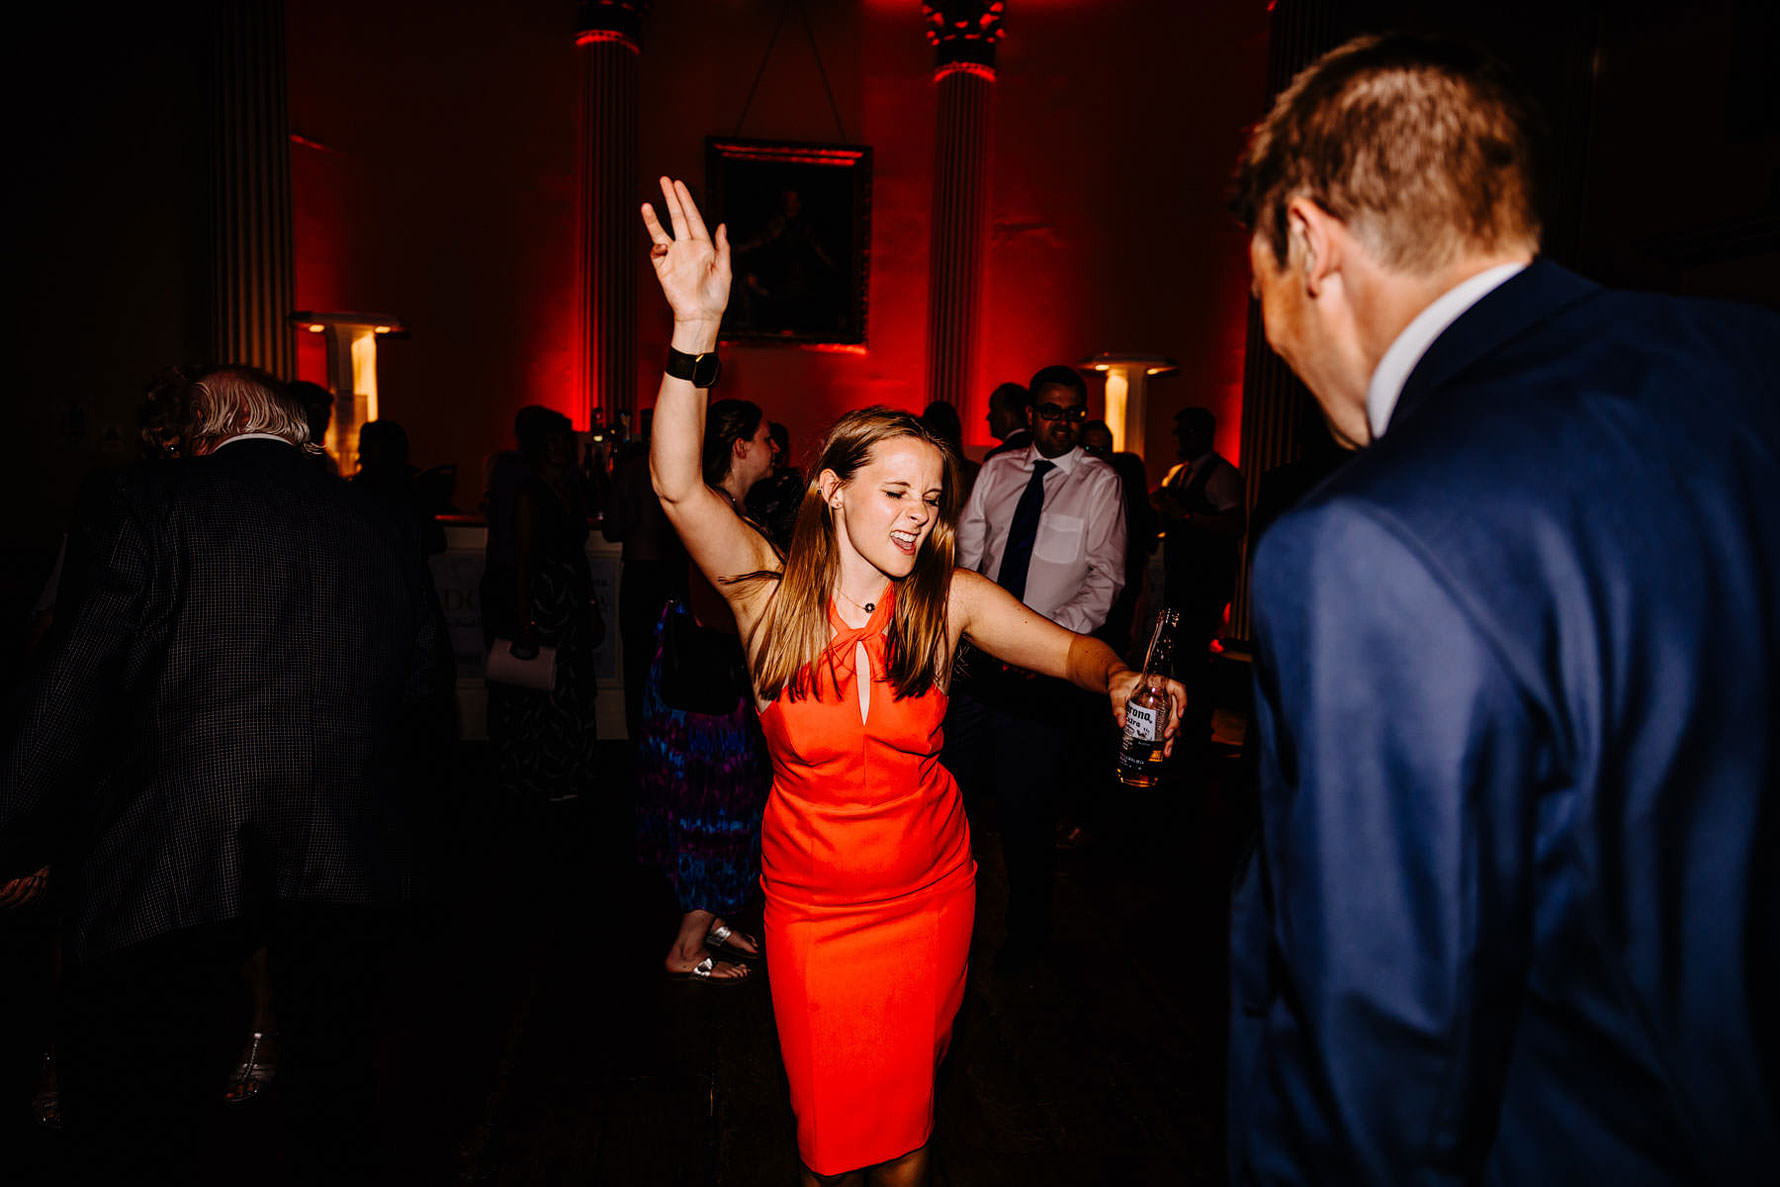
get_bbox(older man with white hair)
[2,365,451,1183]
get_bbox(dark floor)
[3,709,1254,1185]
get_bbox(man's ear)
[1287,196,1340,298]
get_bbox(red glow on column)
[934,61,997,83]
[574,29,638,53]
[525,294,583,429]
[289,133,347,389]
[797,342,871,356]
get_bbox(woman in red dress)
[641,178,1183,1186]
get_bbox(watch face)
[667,349,720,387]
[693,352,722,388]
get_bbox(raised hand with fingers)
[640,177,731,334]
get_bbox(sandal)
[32,1051,60,1131]
[667,955,750,985]
[706,923,762,962]
[224,1031,278,1103]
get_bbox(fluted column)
[1229,0,1342,642]
[211,0,295,376]
[922,2,1004,409]
[575,1,647,428]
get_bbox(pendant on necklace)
[864,602,875,612]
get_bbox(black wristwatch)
[665,346,722,388]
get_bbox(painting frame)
[704,137,872,347]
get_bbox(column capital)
[923,1,1005,77]
[576,0,650,52]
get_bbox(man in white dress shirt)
[954,364,1126,964]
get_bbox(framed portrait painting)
[704,138,872,346]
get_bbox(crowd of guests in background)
[606,360,1260,988]
[5,31,1776,1185]
[0,333,1282,1181]
[471,363,1260,996]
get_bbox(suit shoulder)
[1251,496,1383,586]
[1554,287,1780,382]
[1591,284,1780,330]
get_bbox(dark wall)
[285,0,1270,492]
[1306,0,1780,305]
[1578,0,1780,304]
[3,2,214,558]
[7,0,1774,583]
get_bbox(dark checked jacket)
[1,439,453,965]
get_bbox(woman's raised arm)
[642,177,777,595]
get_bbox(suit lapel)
[1388,259,1600,432]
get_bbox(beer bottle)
[1117,608,1180,788]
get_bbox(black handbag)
[657,601,752,715]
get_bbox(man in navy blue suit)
[1227,33,1779,1183]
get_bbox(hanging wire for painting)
[733,0,850,142]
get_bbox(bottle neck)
[1141,638,1175,677]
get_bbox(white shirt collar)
[1365,261,1525,440]
[214,432,295,450]
[1023,442,1082,474]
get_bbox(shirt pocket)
[1033,514,1084,564]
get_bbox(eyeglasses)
[1034,403,1087,423]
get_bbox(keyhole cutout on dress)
[854,640,872,725]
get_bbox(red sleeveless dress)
[759,589,976,1175]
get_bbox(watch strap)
[665,346,721,388]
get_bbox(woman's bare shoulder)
[947,567,994,637]
[949,567,995,604]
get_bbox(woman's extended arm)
[951,569,1185,749]
[642,177,777,605]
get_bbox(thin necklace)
[835,582,888,614]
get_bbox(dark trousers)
[57,904,393,1186]
[945,672,1071,949]
[1164,543,1234,754]
[1172,596,1227,779]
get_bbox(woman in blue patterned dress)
[636,399,779,982]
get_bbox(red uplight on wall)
[934,61,997,83]
[922,0,1006,46]
[923,2,1005,74]
[574,28,638,53]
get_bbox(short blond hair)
[1233,32,1542,273]
[187,366,321,454]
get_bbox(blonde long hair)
[733,407,962,703]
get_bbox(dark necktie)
[995,459,1055,603]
